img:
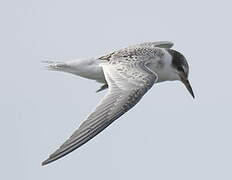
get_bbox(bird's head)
[167,49,195,98]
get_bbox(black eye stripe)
[167,49,189,74]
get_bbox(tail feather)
[42,61,69,72]
[42,58,106,84]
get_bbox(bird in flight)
[42,41,194,166]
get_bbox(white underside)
[44,52,179,85]
[44,58,106,83]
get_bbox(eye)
[177,66,184,72]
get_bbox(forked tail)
[42,59,107,92]
[42,60,70,72]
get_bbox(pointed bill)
[181,78,195,98]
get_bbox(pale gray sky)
[1,0,232,179]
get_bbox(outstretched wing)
[128,41,174,49]
[42,53,159,166]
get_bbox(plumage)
[43,41,173,91]
[42,41,194,166]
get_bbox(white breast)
[152,49,180,82]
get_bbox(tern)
[42,41,194,166]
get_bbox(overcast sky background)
[1,0,232,179]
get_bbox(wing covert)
[42,51,159,166]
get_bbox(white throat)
[154,49,180,83]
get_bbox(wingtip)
[96,84,108,93]
[156,41,174,48]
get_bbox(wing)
[42,52,158,166]
[128,41,174,49]
[99,41,173,61]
